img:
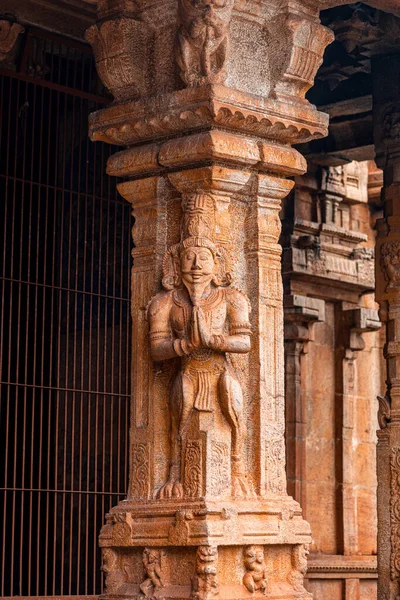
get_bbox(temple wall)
[283,160,384,600]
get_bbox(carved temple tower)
[85,0,334,598]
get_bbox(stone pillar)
[335,307,380,557]
[284,295,325,509]
[86,1,333,598]
[373,54,400,600]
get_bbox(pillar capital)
[86,0,333,109]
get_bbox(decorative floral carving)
[243,546,268,594]
[184,441,203,498]
[140,548,164,598]
[192,546,219,600]
[381,241,400,291]
[210,441,230,496]
[0,20,24,63]
[149,194,254,499]
[129,443,150,500]
[265,439,286,494]
[288,544,309,592]
[176,0,234,86]
[390,448,400,581]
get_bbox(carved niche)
[175,0,234,86]
[147,192,254,500]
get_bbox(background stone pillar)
[86,0,333,598]
[372,53,400,600]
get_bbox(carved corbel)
[0,20,24,65]
[284,294,325,352]
[85,17,148,102]
[272,14,334,103]
[344,306,382,355]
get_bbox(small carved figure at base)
[101,548,126,594]
[192,545,219,600]
[288,545,309,593]
[140,548,164,598]
[243,546,268,595]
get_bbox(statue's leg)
[156,374,184,499]
[156,371,195,499]
[218,370,255,498]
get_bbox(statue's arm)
[148,293,193,361]
[219,289,251,353]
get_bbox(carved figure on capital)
[175,0,234,87]
[192,545,219,600]
[140,548,164,598]
[148,193,253,499]
[242,546,268,595]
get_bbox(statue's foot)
[232,474,257,499]
[155,479,184,500]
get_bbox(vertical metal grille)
[0,28,131,597]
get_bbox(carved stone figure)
[175,0,234,87]
[381,241,400,290]
[101,548,126,593]
[288,545,309,592]
[140,548,164,598]
[148,225,253,499]
[192,545,218,600]
[242,546,268,594]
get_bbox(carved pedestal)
[86,1,334,599]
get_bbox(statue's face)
[180,246,215,288]
[256,551,264,564]
[148,551,158,564]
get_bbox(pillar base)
[99,498,311,600]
